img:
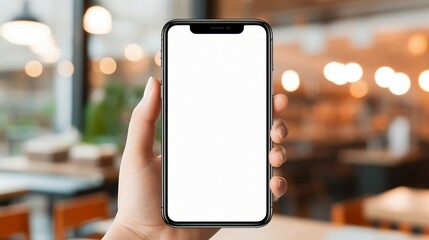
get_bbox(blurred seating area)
[2,0,429,239]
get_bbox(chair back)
[54,193,109,240]
[331,197,371,226]
[0,204,30,240]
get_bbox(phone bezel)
[161,19,273,227]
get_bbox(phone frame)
[161,19,273,227]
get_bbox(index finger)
[273,94,288,117]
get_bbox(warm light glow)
[324,61,342,82]
[57,60,74,77]
[375,66,395,88]
[124,44,144,62]
[323,62,352,85]
[154,51,161,67]
[346,62,363,83]
[83,6,112,35]
[99,57,116,74]
[29,38,55,54]
[389,72,411,95]
[281,70,300,92]
[0,20,51,45]
[418,70,429,92]
[349,81,368,98]
[25,60,43,77]
[30,38,60,63]
[407,34,427,56]
[40,49,60,63]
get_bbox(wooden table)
[0,156,119,183]
[0,156,119,212]
[0,182,28,202]
[90,215,429,240]
[0,172,103,196]
[364,187,429,228]
[0,155,120,236]
[339,149,427,194]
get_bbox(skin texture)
[103,77,289,240]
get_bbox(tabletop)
[339,149,422,166]
[0,181,28,201]
[0,172,102,196]
[0,155,119,183]
[364,187,429,227]
[90,215,429,240]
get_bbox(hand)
[103,77,289,240]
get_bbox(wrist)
[103,219,151,240]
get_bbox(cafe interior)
[1,0,429,239]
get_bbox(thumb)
[123,77,161,163]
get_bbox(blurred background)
[1,0,429,239]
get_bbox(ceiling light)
[0,2,51,46]
[83,5,112,35]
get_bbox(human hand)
[103,77,289,240]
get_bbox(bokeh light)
[124,44,144,62]
[346,62,363,83]
[83,6,112,35]
[389,72,411,95]
[324,62,361,85]
[324,61,343,82]
[57,60,74,77]
[418,70,429,92]
[349,81,368,98]
[375,66,395,88]
[281,70,300,92]
[25,60,43,77]
[99,57,117,75]
[407,33,427,56]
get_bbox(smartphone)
[161,19,273,227]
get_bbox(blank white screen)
[167,25,268,222]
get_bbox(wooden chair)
[54,193,110,240]
[0,204,31,240]
[331,197,371,227]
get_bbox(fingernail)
[277,151,284,163]
[277,178,284,189]
[277,126,285,141]
[143,77,154,100]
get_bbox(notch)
[190,23,243,34]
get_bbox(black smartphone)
[161,19,273,227]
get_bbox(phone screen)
[164,22,271,224]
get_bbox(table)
[0,172,102,196]
[364,187,429,228]
[0,155,119,238]
[0,156,119,183]
[339,149,427,194]
[0,182,28,202]
[90,215,429,240]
